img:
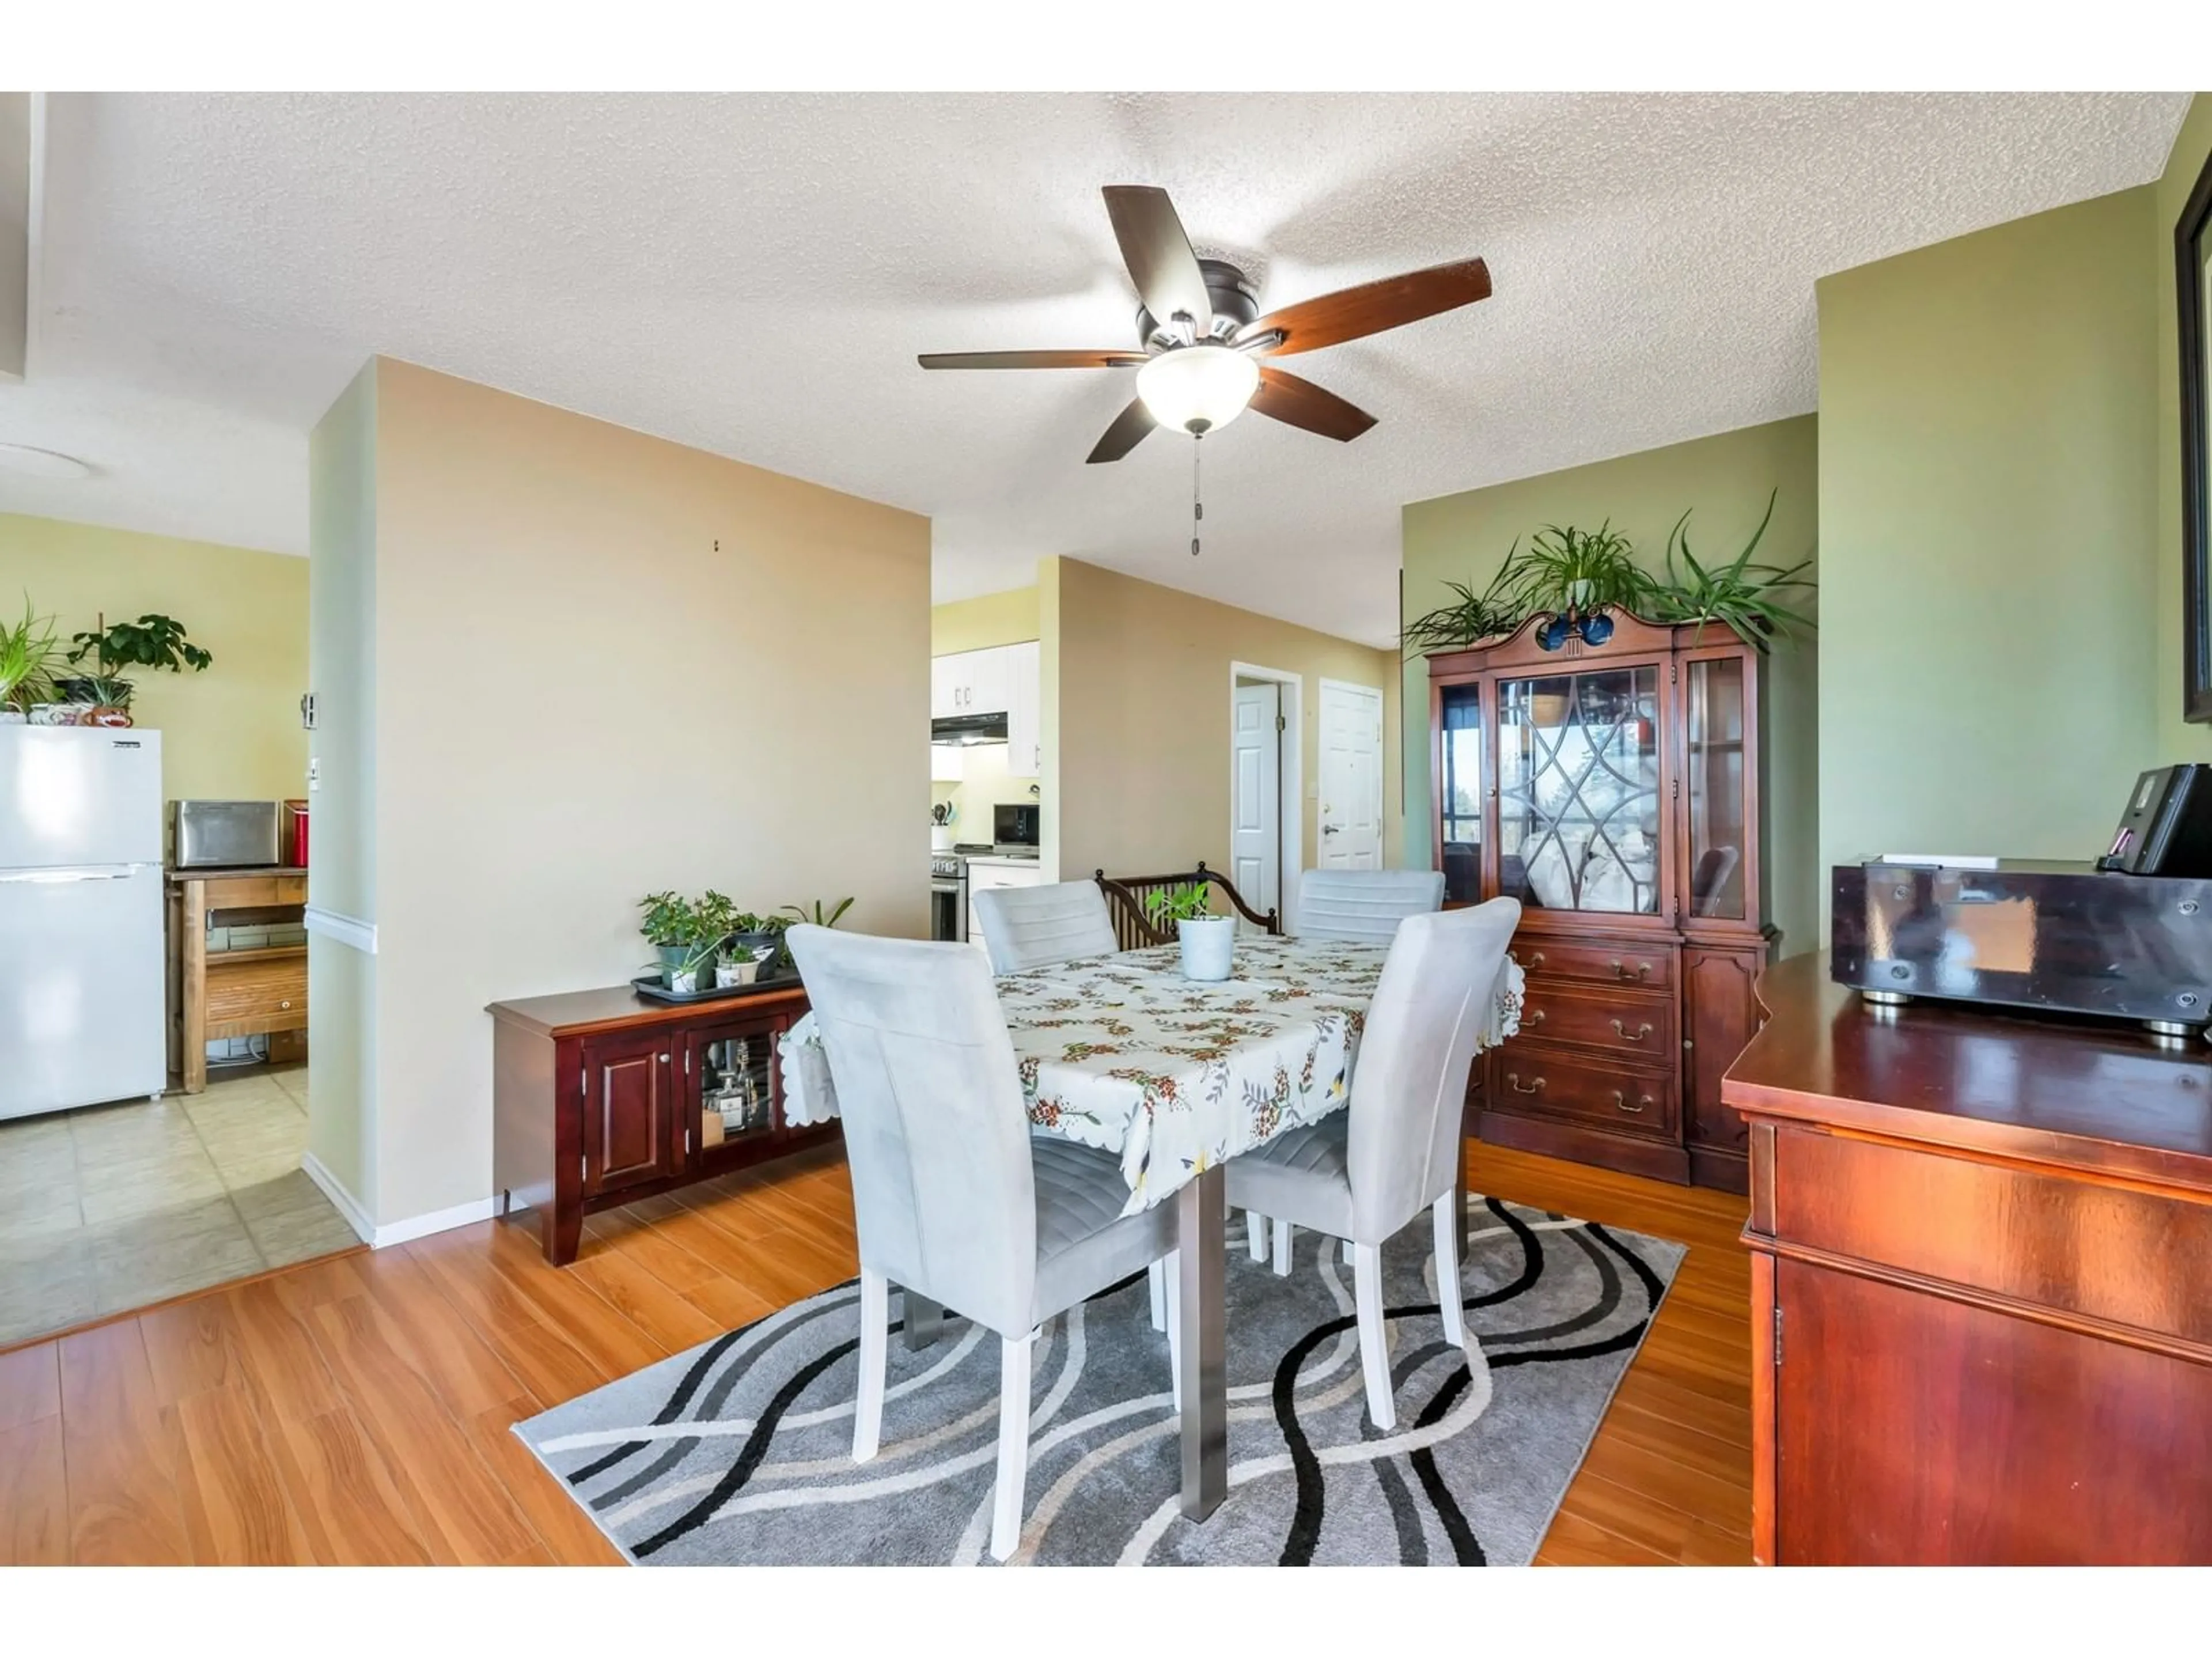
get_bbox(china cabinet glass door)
[696,1027,778,1149]
[1437,681,1484,903]
[1684,656,1748,920]
[1497,666,1662,915]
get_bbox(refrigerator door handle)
[0,868,142,883]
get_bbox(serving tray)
[630,964,804,1006]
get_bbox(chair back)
[1346,898,1521,1237]
[1296,868,1446,942]
[1094,862,1281,949]
[784,925,1036,1336]
[973,880,1118,974]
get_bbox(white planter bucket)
[1177,915,1236,982]
[717,959,763,988]
[931,824,956,852]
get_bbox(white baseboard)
[299,1152,497,1249]
[300,1150,373,1244]
[370,1195,499,1249]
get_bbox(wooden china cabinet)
[1430,609,1775,1192]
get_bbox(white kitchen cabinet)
[932,646,1014,718]
[1005,640,1041,777]
[965,859,1043,947]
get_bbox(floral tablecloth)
[779,935,1526,1217]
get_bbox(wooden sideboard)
[487,980,836,1266]
[1725,955,2212,1565]
[167,866,310,1092]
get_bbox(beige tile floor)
[0,1065,361,1348]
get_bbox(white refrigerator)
[0,726,167,1121]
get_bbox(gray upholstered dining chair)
[972,880,1119,974]
[783,923,1178,1563]
[1224,897,1520,1430]
[1294,868,1448,942]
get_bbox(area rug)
[514,1198,1682,1566]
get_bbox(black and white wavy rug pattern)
[515,1199,1681,1566]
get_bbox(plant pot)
[88,706,134,728]
[716,958,763,988]
[29,703,89,727]
[725,932,781,975]
[1177,915,1236,982]
[656,943,711,994]
[931,824,956,851]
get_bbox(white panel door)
[1319,681,1384,870]
[1230,682,1281,927]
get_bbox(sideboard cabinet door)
[580,1032,679,1198]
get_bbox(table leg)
[904,1289,945,1350]
[1177,1163,1228,1522]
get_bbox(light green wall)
[1816,185,2160,897]
[2158,94,2212,759]
[1400,416,1821,954]
[931,586,1041,834]
[304,362,378,1211]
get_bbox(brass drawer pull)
[1611,1018,1654,1043]
[1527,951,1546,969]
[1527,1007,1546,1025]
[1507,1073,1544,1096]
[1611,960,1653,982]
[1612,1089,1654,1115]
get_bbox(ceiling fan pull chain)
[1191,434,1203,558]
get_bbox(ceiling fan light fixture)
[1135,344,1259,437]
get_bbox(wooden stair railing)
[1093,862,1282,951]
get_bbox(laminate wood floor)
[0,1140,1749,1566]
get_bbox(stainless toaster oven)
[169,800,283,869]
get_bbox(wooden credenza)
[1725,956,2212,1565]
[487,980,837,1266]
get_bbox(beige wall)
[0,513,309,803]
[930,586,1041,836]
[1046,556,1403,905]
[312,357,931,1228]
[304,365,378,1206]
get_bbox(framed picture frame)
[2179,142,2212,723]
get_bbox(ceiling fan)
[918,185,1493,463]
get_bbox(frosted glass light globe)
[1135,344,1260,435]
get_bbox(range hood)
[931,712,1009,746]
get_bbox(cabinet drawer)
[967,863,1043,892]
[1518,937,1675,991]
[1518,979,1675,1059]
[204,957,308,1034]
[1490,1042,1680,1141]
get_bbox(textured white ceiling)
[0,92,2189,646]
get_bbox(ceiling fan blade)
[1102,185,1213,337]
[1250,368,1377,442]
[1086,398,1157,464]
[1237,257,1491,356]
[917,349,1145,370]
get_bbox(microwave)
[169,800,283,869]
[994,803,1039,846]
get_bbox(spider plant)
[1512,521,1657,619]
[1145,882,1215,926]
[1649,490,1816,652]
[0,598,63,713]
[780,896,855,930]
[1403,560,1530,654]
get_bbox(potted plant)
[0,598,62,724]
[1149,882,1234,982]
[716,942,767,988]
[781,896,855,930]
[696,891,782,984]
[63,611,214,726]
[638,891,719,994]
[1646,491,1815,653]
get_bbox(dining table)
[779,931,1525,1525]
